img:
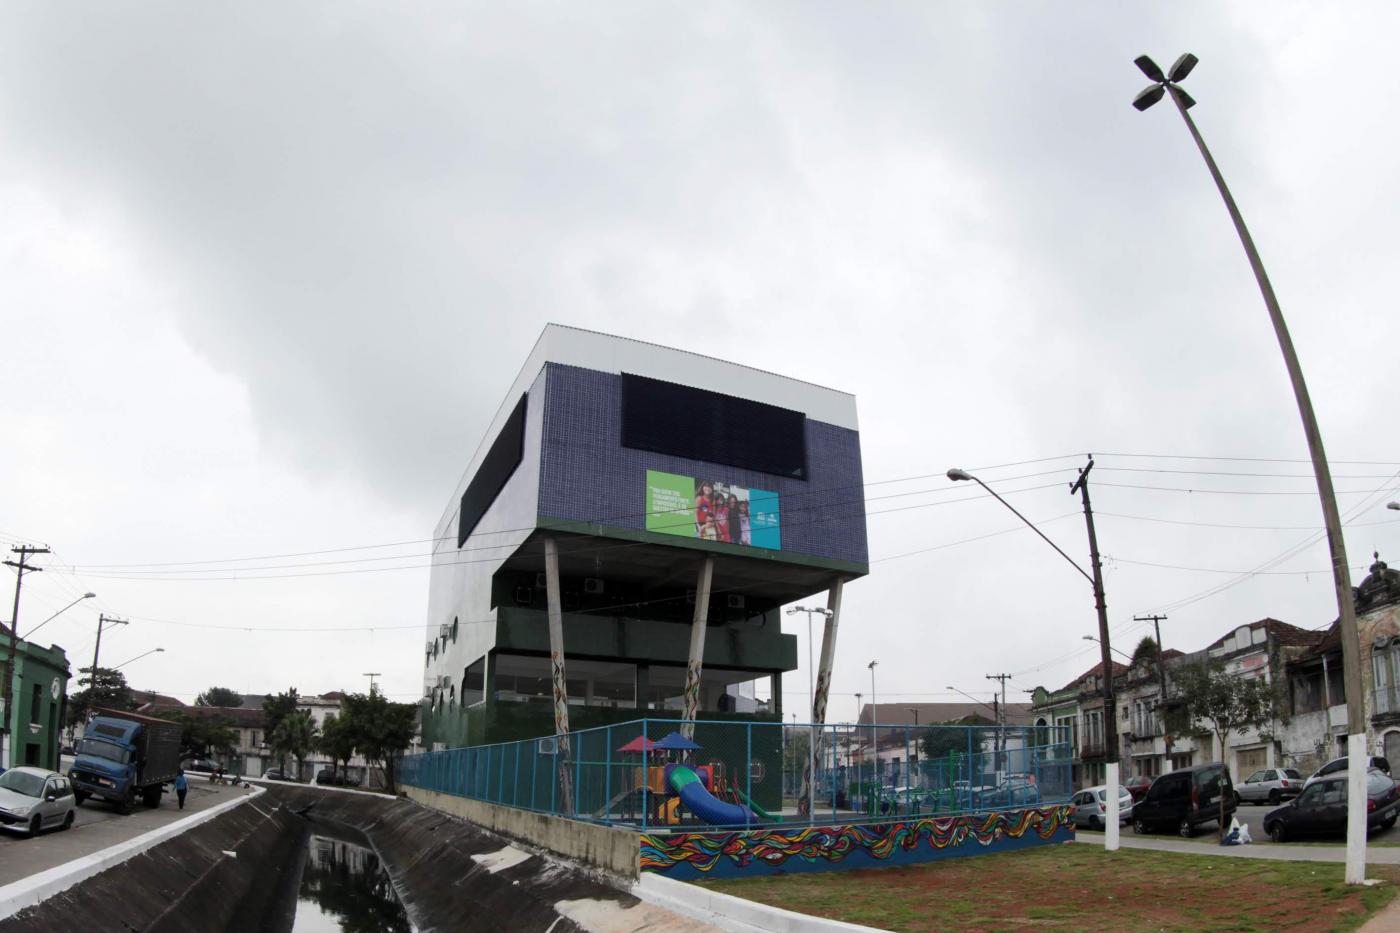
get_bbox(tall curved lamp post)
[21,592,96,641]
[113,647,165,671]
[1133,52,1368,883]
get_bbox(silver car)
[1071,785,1134,830]
[0,767,78,837]
[1234,767,1304,805]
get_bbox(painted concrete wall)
[405,784,642,878]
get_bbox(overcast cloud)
[3,2,1398,715]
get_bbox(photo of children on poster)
[645,469,780,550]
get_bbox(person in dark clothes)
[175,769,188,810]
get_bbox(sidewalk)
[1073,832,1400,864]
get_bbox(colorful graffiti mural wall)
[639,805,1074,880]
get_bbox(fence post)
[498,743,506,804]
[550,744,558,816]
[966,727,974,811]
[574,732,582,818]
[514,742,521,808]
[531,740,538,811]
[744,722,752,828]
[642,719,649,831]
[604,725,612,825]
[829,724,837,823]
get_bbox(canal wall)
[0,794,303,933]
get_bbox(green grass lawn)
[695,843,1399,932]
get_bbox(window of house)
[29,683,40,725]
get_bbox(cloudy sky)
[3,2,1398,719]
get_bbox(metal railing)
[399,718,1072,831]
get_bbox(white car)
[1071,785,1134,830]
[0,767,78,837]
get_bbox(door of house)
[1235,747,1267,777]
[1384,731,1400,768]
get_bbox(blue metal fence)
[399,718,1071,831]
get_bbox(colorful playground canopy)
[615,735,658,754]
[654,732,702,751]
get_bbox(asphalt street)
[0,777,255,888]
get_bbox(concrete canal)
[0,783,695,933]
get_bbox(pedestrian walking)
[175,769,188,810]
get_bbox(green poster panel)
[646,470,695,537]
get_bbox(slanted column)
[801,578,844,817]
[544,536,573,813]
[680,556,715,739]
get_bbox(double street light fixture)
[1134,51,1369,885]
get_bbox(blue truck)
[69,708,183,813]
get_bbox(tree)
[922,721,993,763]
[195,686,244,708]
[173,711,238,760]
[66,666,133,727]
[1169,659,1278,838]
[319,713,357,782]
[271,709,319,779]
[262,688,301,769]
[1131,636,1160,668]
[340,688,417,794]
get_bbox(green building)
[3,638,71,770]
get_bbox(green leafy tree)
[340,688,417,794]
[1131,636,1160,668]
[922,722,992,763]
[66,666,133,727]
[173,711,238,760]
[262,688,301,769]
[195,686,244,708]
[1168,659,1278,838]
[271,709,319,779]
[319,713,357,783]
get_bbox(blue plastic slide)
[668,764,758,826]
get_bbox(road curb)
[0,784,265,921]
[633,872,888,932]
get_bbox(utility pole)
[986,673,1011,773]
[3,545,50,766]
[91,613,129,703]
[1134,613,1171,767]
[363,672,382,693]
[1071,457,1120,851]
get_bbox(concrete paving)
[1073,829,1400,863]
[0,778,256,887]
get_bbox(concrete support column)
[679,556,715,740]
[801,578,844,817]
[544,536,573,813]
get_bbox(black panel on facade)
[620,374,807,479]
[458,394,527,547]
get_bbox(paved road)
[0,778,256,887]
[1229,799,1400,844]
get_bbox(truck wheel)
[117,790,136,815]
[74,790,87,806]
[27,815,41,838]
[142,786,163,808]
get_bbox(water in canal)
[292,834,416,932]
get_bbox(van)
[1131,763,1235,837]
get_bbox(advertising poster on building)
[645,469,780,551]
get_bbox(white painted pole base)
[1346,732,1367,885]
[1104,761,1120,852]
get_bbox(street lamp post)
[868,660,878,783]
[1133,52,1369,884]
[948,466,1121,850]
[21,592,96,641]
[91,614,128,689]
[113,647,165,671]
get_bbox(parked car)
[1262,770,1400,842]
[1131,763,1235,837]
[985,774,1041,808]
[1123,775,1154,802]
[181,758,220,774]
[1303,756,1392,790]
[315,768,361,787]
[261,768,298,782]
[0,767,78,837]
[1235,767,1304,806]
[1071,784,1134,830]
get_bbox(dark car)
[315,768,360,787]
[1124,774,1154,802]
[1303,755,1392,790]
[1262,770,1400,842]
[1131,763,1234,837]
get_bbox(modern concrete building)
[420,325,868,751]
[3,638,71,770]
